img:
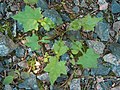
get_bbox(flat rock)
[0,33,17,56]
[95,21,110,41]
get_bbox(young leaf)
[81,14,102,31]
[25,34,40,50]
[24,0,38,4]
[44,56,67,85]
[71,41,83,54]
[53,40,69,56]
[12,5,43,32]
[41,17,55,31]
[77,48,99,68]
[3,76,14,85]
[68,19,81,30]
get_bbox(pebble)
[112,65,120,77]
[70,79,81,90]
[109,43,120,60]
[18,60,29,68]
[72,6,80,13]
[37,0,48,10]
[10,5,19,11]
[15,46,25,58]
[87,40,105,54]
[43,9,63,25]
[0,2,6,15]
[4,85,12,90]
[73,0,80,6]
[0,33,17,56]
[111,0,120,14]
[18,73,39,90]
[91,64,111,76]
[37,73,49,81]
[95,21,110,41]
[103,53,119,66]
[113,21,120,32]
[111,86,120,90]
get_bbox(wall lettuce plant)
[12,4,100,85]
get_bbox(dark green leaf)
[3,76,14,85]
[77,48,99,68]
[44,56,67,85]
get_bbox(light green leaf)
[71,41,83,54]
[77,48,99,68]
[41,17,55,31]
[68,19,82,30]
[24,0,38,4]
[12,5,43,32]
[25,34,40,50]
[81,14,102,31]
[44,56,67,85]
[3,76,14,85]
[53,40,69,56]
[39,36,50,43]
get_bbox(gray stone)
[18,73,39,90]
[91,65,111,75]
[18,60,29,68]
[80,0,88,8]
[95,22,110,41]
[43,9,63,25]
[113,21,120,32]
[112,65,120,76]
[0,2,6,15]
[117,35,120,44]
[73,0,80,6]
[61,13,70,22]
[111,1,120,14]
[103,53,119,66]
[70,79,81,90]
[87,40,105,54]
[66,30,82,41]
[0,33,17,56]
[4,85,12,90]
[72,6,80,13]
[37,0,48,10]
[37,73,49,81]
[109,43,120,59]
[10,5,19,11]
[15,46,25,58]
[111,86,120,90]
[0,62,4,73]
[60,53,70,61]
